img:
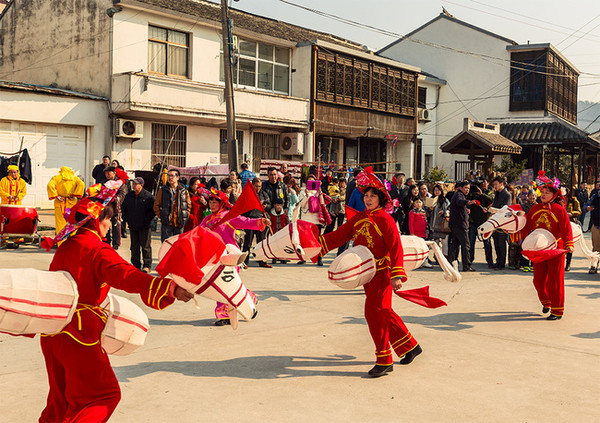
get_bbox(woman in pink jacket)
[200,188,270,325]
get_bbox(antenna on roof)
[442,7,454,18]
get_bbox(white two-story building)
[1,0,425,198]
[378,10,600,185]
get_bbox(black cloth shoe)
[297,260,305,265]
[400,345,422,365]
[542,307,550,314]
[565,264,571,272]
[214,319,231,326]
[589,266,597,275]
[493,266,505,271]
[547,314,562,321]
[462,267,476,272]
[367,364,393,378]
[317,257,323,266]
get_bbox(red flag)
[346,206,358,221]
[394,286,447,309]
[216,181,265,227]
[156,225,226,284]
[521,248,568,264]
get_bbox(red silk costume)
[318,207,418,366]
[40,228,176,422]
[522,202,573,316]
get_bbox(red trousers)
[532,254,565,316]
[363,270,418,365]
[39,335,121,423]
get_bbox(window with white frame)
[148,25,189,78]
[221,38,290,94]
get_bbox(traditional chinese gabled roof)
[118,0,366,51]
[500,121,599,147]
[441,119,522,155]
[378,12,517,54]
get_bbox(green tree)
[493,158,527,183]
[424,166,448,183]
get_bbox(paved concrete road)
[1,231,599,422]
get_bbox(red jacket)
[319,207,407,281]
[49,228,176,346]
[408,209,427,238]
[523,202,573,249]
[270,209,289,231]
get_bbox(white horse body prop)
[478,206,600,268]
[158,238,257,327]
[401,235,461,282]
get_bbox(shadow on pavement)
[572,331,600,339]
[403,311,541,331]
[149,318,215,327]
[115,354,368,381]
[565,282,600,299]
[255,289,362,302]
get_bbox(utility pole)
[220,0,239,171]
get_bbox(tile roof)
[500,121,599,147]
[441,128,522,155]
[121,0,365,51]
[0,80,108,101]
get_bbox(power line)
[278,0,600,79]
[442,0,600,46]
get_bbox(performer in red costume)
[522,171,574,320]
[39,182,193,423]
[317,167,421,377]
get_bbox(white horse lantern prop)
[478,206,600,268]
[0,269,79,336]
[252,220,321,262]
[158,238,257,326]
[401,235,462,282]
[328,246,376,289]
[477,205,526,240]
[101,293,149,356]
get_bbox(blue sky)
[220,0,600,102]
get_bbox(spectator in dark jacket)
[468,183,494,267]
[390,172,410,229]
[575,182,589,229]
[448,180,476,271]
[92,156,110,184]
[490,176,512,270]
[262,167,288,212]
[153,169,191,242]
[345,168,361,205]
[122,177,155,272]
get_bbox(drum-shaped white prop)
[0,269,78,336]
[328,245,376,289]
[157,238,257,321]
[522,229,557,252]
[253,220,321,262]
[400,235,430,271]
[101,293,149,356]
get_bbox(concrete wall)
[0,0,112,97]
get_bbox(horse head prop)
[477,205,526,240]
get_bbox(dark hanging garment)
[0,157,9,179]
[18,149,33,184]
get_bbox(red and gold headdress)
[208,187,232,209]
[41,180,123,251]
[356,166,393,213]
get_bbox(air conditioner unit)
[115,119,143,139]
[417,108,431,122]
[280,132,304,155]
